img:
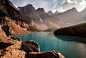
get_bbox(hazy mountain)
[18,4,63,30]
[54,8,86,26]
[47,11,53,16]
[54,11,58,15]
[37,8,49,19]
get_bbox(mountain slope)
[18,4,63,30]
[47,11,53,16]
[0,0,29,34]
[54,8,86,26]
[0,0,29,27]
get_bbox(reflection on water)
[55,35,86,43]
[13,32,86,58]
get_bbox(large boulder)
[27,51,65,58]
[21,40,40,52]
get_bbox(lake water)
[13,32,86,58]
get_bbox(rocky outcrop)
[27,51,65,58]
[0,28,65,58]
[21,40,65,58]
[1,38,26,58]
[21,40,40,52]
[0,28,26,58]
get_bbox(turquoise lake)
[13,32,86,58]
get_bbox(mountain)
[17,4,41,24]
[37,8,49,19]
[54,11,58,15]
[47,11,53,16]
[54,23,86,38]
[0,0,29,35]
[0,0,65,58]
[54,8,86,26]
[18,4,63,30]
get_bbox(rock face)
[18,4,40,24]
[0,0,29,28]
[37,8,49,19]
[18,4,63,30]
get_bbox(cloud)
[11,0,62,12]
[57,0,86,12]
[15,0,29,7]
[37,1,51,12]
[53,4,58,8]
[53,0,57,3]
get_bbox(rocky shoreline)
[0,28,65,58]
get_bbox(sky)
[10,0,86,13]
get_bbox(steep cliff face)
[0,0,28,28]
[37,8,49,19]
[18,4,40,24]
[0,0,30,35]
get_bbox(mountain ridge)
[54,8,86,26]
[18,4,62,30]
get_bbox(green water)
[13,32,86,58]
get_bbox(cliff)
[37,8,49,19]
[0,0,30,35]
[18,4,40,24]
[0,0,29,28]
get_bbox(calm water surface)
[13,32,86,58]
